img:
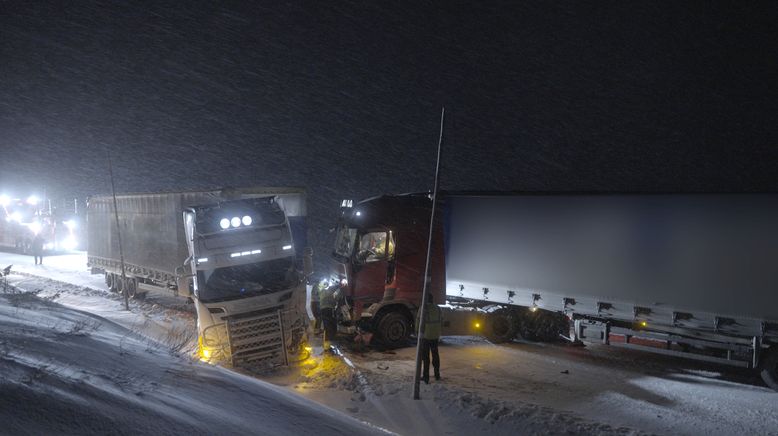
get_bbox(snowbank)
[0,290,385,435]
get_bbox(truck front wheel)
[759,346,778,391]
[375,311,411,349]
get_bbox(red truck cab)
[330,194,446,348]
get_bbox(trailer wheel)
[485,309,518,343]
[108,274,119,293]
[517,309,567,342]
[104,272,112,287]
[126,278,138,299]
[375,311,411,349]
[759,346,778,391]
[115,275,124,294]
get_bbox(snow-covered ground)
[0,282,384,434]
[2,251,778,435]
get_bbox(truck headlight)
[202,323,228,347]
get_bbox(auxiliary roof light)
[242,215,252,226]
[219,218,230,229]
[231,217,241,228]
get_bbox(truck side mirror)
[177,275,193,298]
[175,263,194,298]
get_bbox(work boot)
[435,373,441,381]
[422,376,429,385]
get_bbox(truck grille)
[226,310,288,368]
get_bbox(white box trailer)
[443,193,778,388]
[330,192,778,390]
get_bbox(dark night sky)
[2,1,778,262]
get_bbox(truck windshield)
[333,225,357,258]
[197,257,297,302]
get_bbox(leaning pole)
[413,107,445,400]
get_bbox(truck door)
[353,230,395,301]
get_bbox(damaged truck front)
[87,188,310,369]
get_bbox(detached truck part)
[328,193,778,390]
[87,187,310,368]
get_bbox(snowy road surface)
[2,251,777,435]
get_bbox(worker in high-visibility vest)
[319,281,340,350]
[417,293,442,383]
[310,280,324,334]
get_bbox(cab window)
[357,231,395,263]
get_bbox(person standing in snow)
[319,281,340,350]
[310,280,323,334]
[418,293,442,383]
[31,233,45,265]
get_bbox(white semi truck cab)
[184,196,309,368]
[87,188,310,370]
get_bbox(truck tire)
[517,309,567,342]
[108,274,119,293]
[375,311,411,349]
[485,309,518,343]
[759,346,778,391]
[114,275,124,294]
[126,278,138,299]
[104,272,112,287]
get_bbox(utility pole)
[413,107,445,400]
[107,152,130,311]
